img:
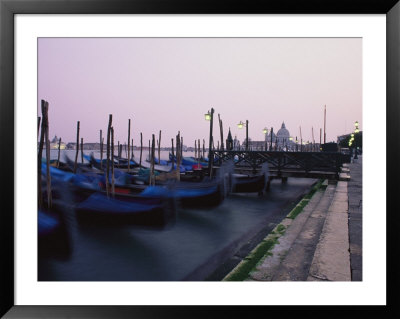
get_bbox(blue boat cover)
[140,186,171,197]
[174,185,218,198]
[41,163,75,182]
[38,210,59,236]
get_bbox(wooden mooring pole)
[218,114,224,150]
[207,108,214,177]
[111,127,115,197]
[38,103,46,208]
[324,105,326,144]
[44,101,52,208]
[73,121,80,174]
[100,130,103,169]
[127,119,131,172]
[171,138,174,169]
[270,127,273,151]
[81,137,84,163]
[139,133,143,168]
[176,133,181,181]
[106,114,112,197]
[37,117,41,136]
[181,136,183,158]
[57,137,61,168]
[158,130,162,164]
[148,140,150,159]
[118,141,120,165]
[150,134,156,186]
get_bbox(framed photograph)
[1,0,398,317]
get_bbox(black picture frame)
[1,0,398,317]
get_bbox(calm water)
[49,149,196,162]
[38,153,316,282]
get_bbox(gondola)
[169,153,208,168]
[230,173,267,194]
[87,164,224,209]
[42,163,177,227]
[139,157,188,173]
[108,174,224,209]
[74,187,176,227]
[169,179,224,208]
[83,154,135,170]
[145,156,169,166]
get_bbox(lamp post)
[354,121,359,159]
[238,120,249,151]
[349,133,355,158]
[205,108,214,176]
[263,127,268,151]
[289,137,293,151]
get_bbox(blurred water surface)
[39,150,315,281]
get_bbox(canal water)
[39,150,316,281]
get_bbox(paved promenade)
[223,156,362,282]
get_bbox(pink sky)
[38,37,362,147]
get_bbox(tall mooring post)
[245,120,249,151]
[99,130,103,169]
[324,105,327,144]
[57,137,61,168]
[270,127,273,151]
[218,114,224,151]
[127,119,131,172]
[207,108,214,177]
[139,132,143,168]
[106,114,112,197]
[73,121,80,174]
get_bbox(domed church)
[276,122,291,147]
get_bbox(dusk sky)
[38,37,362,147]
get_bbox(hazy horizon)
[38,37,362,146]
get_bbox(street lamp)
[238,120,249,150]
[354,121,359,159]
[263,127,268,151]
[205,108,214,176]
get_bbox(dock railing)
[210,150,351,179]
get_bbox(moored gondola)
[230,173,267,194]
[41,163,177,228]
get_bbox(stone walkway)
[224,156,362,281]
[348,156,363,281]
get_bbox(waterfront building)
[276,122,291,148]
[49,135,66,149]
[246,122,295,151]
[226,128,233,150]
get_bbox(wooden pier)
[211,150,351,180]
